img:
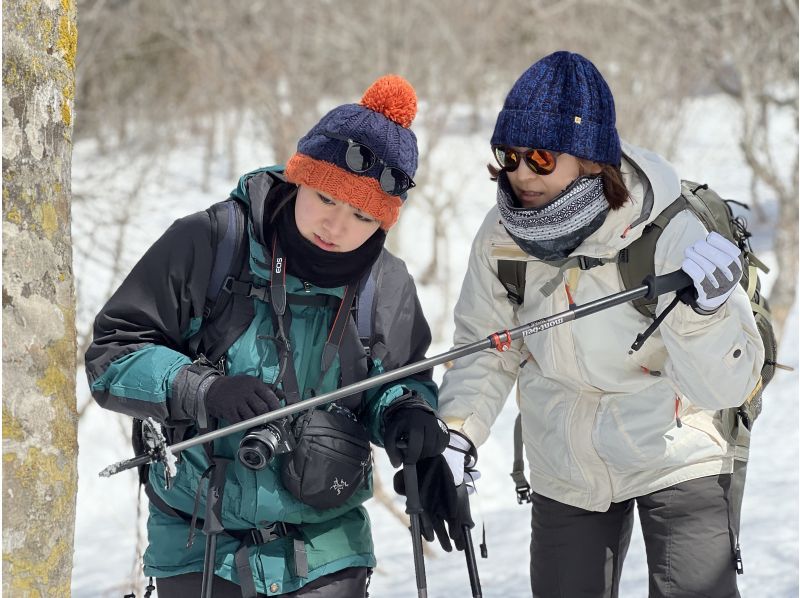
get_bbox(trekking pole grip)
[643,270,693,300]
[400,456,423,515]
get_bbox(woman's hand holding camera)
[205,375,282,424]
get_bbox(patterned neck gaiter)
[496,171,610,261]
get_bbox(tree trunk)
[769,185,799,340]
[2,1,79,596]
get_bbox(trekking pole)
[201,532,217,598]
[401,460,428,598]
[100,270,693,477]
[462,526,482,598]
[199,458,230,598]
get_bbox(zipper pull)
[674,395,683,428]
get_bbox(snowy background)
[71,95,798,597]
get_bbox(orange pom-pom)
[360,75,417,128]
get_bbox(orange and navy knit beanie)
[285,75,418,230]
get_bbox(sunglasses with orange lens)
[492,145,559,175]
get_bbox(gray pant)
[530,473,743,598]
[156,566,371,597]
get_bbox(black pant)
[530,473,742,598]
[156,566,370,597]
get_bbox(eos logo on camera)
[275,257,283,274]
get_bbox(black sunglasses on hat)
[323,131,416,196]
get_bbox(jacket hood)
[230,166,292,248]
[572,141,681,258]
[230,166,287,206]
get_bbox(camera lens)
[237,423,287,470]
[237,438,273,470]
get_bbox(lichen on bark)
[2,0,79,595]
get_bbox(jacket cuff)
[672,300,729,330]
[169,364,220,428]
[447,429,478,468]
[381,389,434,425]
[691,303,721,316]
[446,414,492,448]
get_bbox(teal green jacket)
[86,169,437,595]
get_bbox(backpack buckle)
[577,256,604,270]
[249,522,288,545]
[506,290,523,305]
[515,483,532,504]
[246,284,269,302]
[222,276,269,302]
[734,544,744,575]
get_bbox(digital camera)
[237,418,296,470]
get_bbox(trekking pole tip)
[98,463,121,478]
[98,453,150,478]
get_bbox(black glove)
[205,375,282,424]
[394,455,475,551]
[383,396,449,467]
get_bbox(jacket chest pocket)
[224,310,281,382]
[517,294,582,381]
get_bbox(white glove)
[681,231,743,313]
[443,431,481,493]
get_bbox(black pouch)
[281,407,372,509]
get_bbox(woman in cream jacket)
[419,52,763,598]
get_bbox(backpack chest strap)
[222,276,341,309]
[538,255,621,297]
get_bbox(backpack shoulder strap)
[511,412,532,504]
[205,198,248,319]
[620,193,689,319]
[680,180,724,234]
[190,169,288,362]
[499,255,620,303]
[497,259,528,305]
[356,267,377,350]
[187,197,251,362]
[353,249,388,360]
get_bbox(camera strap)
[312,282,358,394]
[268,236,302,405]
[269,234,358,405]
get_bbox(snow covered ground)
[71,95,798,597]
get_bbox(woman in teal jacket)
[86,75,447,598]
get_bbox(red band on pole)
[490,330,512,352]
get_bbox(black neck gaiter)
[269,196,386,288]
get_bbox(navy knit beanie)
[491,51,621,166]
[286,75,418,230]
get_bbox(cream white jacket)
[438,143,764,511]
